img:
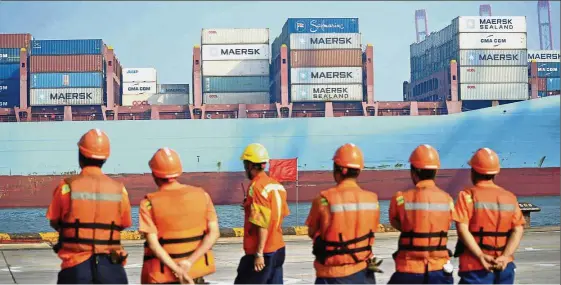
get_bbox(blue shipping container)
[0,79,20,108]
[203,76,270,93]
[0,48,21,64]
[30,39,103,56]
[538,91,548,98]
[0,64,20,80]
[538,62,560,78]
[283,18,359,34]
[30,72,104,89]
[546,78,561,91]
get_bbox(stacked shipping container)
[28,39,106,106]
[527,50,560,97]
[271,18,363,102]
[201,29,270,104]
[0,34,31,108]
[122,68,158,106]
[457,16,528,101]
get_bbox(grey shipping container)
[203,92,270,104]
[459,66,528,83]
[460,83,528,100]
[459,49,527,66]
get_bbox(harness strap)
[398,230,448,252]
[59,219,122,246]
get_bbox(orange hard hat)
[469,147,500,175]
[78,128,110,160]
[332,143,364,170]
[409,144,441,170]
[149,147,183,179]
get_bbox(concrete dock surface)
[0,228,559,284]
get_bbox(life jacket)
[141,186,216,284]
[454,183,519,272]
[58,173,124,254]
[393,181,454,273]
[312,186,379,267]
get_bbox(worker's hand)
[254,255,265,272]
[477,253,496,272]
[178,272,194,284]
[367,257,384,273]
[493,255,510,271]
[178,260,193,274]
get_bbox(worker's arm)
[120,187,133,229]
[185,195,221,265]
[46,181,69,232]
[389,193,402,231]
[501,225,524,258]
[305,196,324,239]
[456,222,485,258]
[256,226,269,254]
[248,184,274,250]
[146,233,182,275]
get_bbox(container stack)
[201,28,270,105]
[272,18,363,102]
[28,39,106,106]
[0,34,31,108]
[457,16,529,101]
[527,50,560,97]
[121,68,158,106]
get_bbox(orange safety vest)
[393,181,454,274]
[312,186,379,275]
[455,184,519,272]
[141,186,216,284]
[58,174,124,254]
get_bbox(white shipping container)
[123,81,157,95]
[202,60,269,76]
[459,49,528,66]
[30,88,103,106]
[122,93,191,106]
[201,28,269,44]
[203,92,270,105]
[458,16,527,33]
[123,68,157,82]
[459,33,527,50]
[202,44,269,61]
[460,83,528,100]
[291,84,363,102]
[527,50,561,62]
[289,33,362,50]
[291,67,363,84]
[459,66,528,83]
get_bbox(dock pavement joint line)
[0,224,401,243]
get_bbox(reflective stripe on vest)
[474,202,516,212]
[71,191,122,202]
[404,202,451,211]
[330,202,379,213]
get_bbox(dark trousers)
[234,247,285,284]
[388,270,453,284]
[315,269,375,284]
[57,254,128,284]
[459,262,516,284]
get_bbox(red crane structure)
[415,9,428,43]
[538,0,554,50]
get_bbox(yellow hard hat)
[240,143,270,163]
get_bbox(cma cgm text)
[311,72,354,79]
[480,54,519,60]
[310,37,353,45]
[128,87,152,91]
[50,92,93,100]
[479,18,514,30]
[221,48,260,55]
[480,38,507,44]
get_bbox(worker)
[46,128,131,284]
[306,143,381,284]
[387,144,456,284]
[453,148,525,284]
[234,143,290,284]
[139,147,220,284]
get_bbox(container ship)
[0,17,559,208]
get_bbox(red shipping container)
[537,78,547,91]
[290,49,362,68]
[0,34,32,48]
[30,55,103,73]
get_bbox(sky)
[0,1,559,102]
